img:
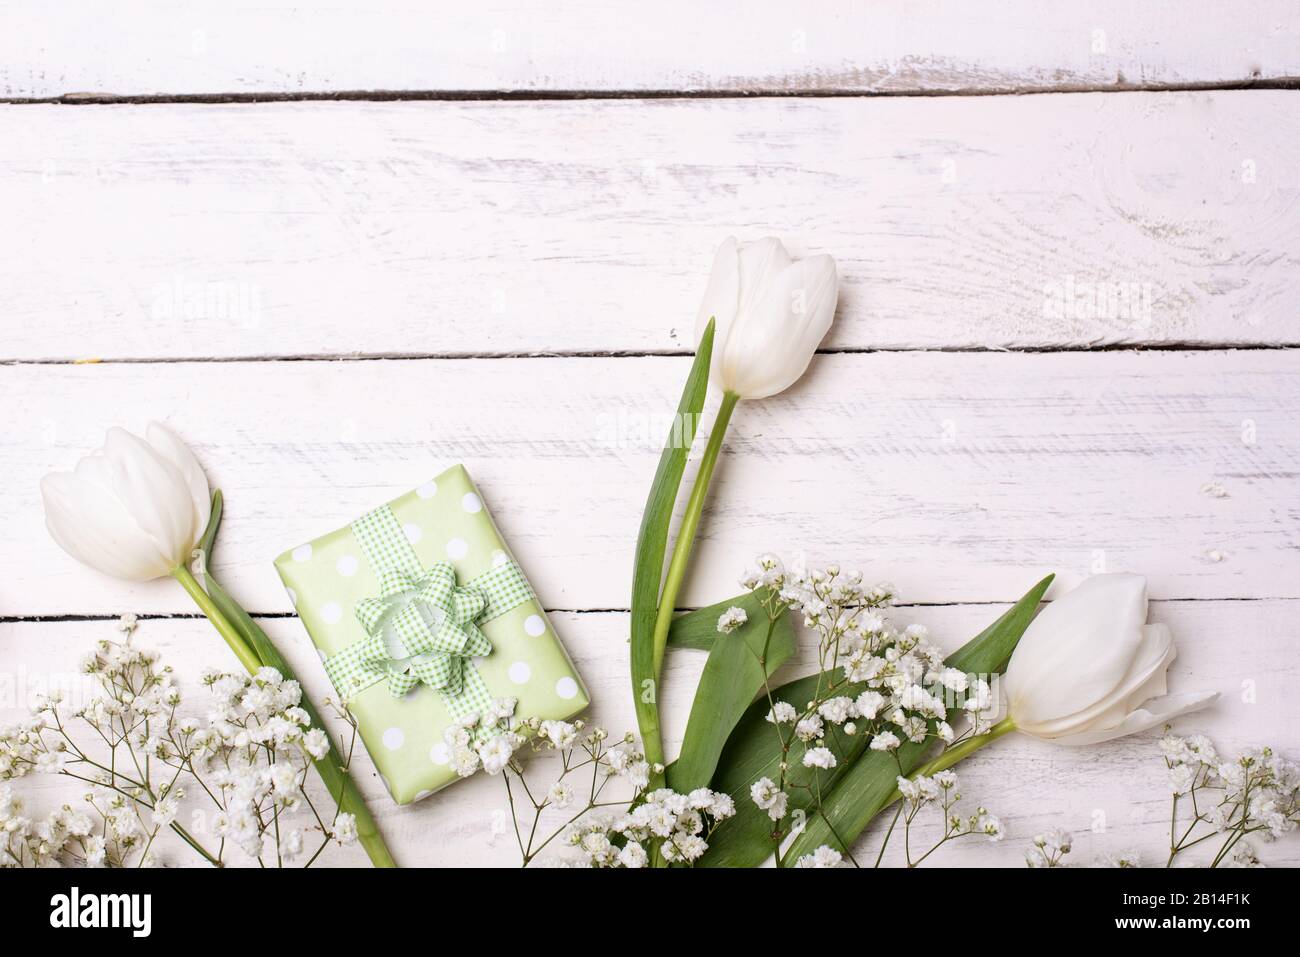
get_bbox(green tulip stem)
[644,390,739,776]
[172,563,262,674]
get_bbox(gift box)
[274,464,589,803]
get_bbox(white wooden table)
[2,2,1299,867]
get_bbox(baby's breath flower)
[794,845,843,868]
[477,732,522,775]
[766,701,797,725]
[870,731,901,752]
[539,720,579,749]
[749,777,789,821]
[817,696,854,725]
[802,747,836,770]
[794,714,824,742]
[1097,849,1143,868]
[331,812,358,845]
[617,841,648,868]
[1025,827,1072,867]
[716,606,748,635]
[547,782,575,809]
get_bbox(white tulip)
[1003,574,1217,745]
[41,423,211,581]
[694,236,838,400]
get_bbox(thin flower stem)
[62,767,220,865]
[817,797,861,868]
[1168,789,1180,865]
[303,838,331,868]
[521,799,630,866]
[874,803,903,868]
[503,773,530,865]
[1210,777,1256,868]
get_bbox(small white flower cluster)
[566,787,736,867]
[758,771,1002,868]
[740,554,996,846]
[716,606,749,635]
[1025,828,1073,868]
[0,716,49,781]
[193,666,342,861]
[1223,844,1263,868]
[1,627,356,868]
[794,845,843,868]
[1096,849,1143,868]
[498,717,740,868]
[898,770,1004,843]
[442,698,525,777]
[747,554,992,745]
[499,721,669,866]
[2,642,184,787]
[598,735,654,791]
[0,785,120,868]
[749,776,788,821]
[1024,735,1298,869]
[1161,731,1299,867]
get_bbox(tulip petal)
[146,421,211,543]
[1047,691,1220,746]
[695,237,740,381]
[1004,574,1149,731]
[1025,623,1175,738]
[41,469,174,580]
[722,254,838,399]
[99,427,196,568]
[734,237,793,319]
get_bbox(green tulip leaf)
[665,592,797,794]
[629,320,714,770]
[693,667,870,867]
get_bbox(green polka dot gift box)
[274,464,589,804]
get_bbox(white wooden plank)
[3,599,1294,867]
[2,350,1295,616]
[2,93,1297,360]
[2,2,1298,98]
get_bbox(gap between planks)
[4,76,1300,106]
[5,596,1293,625]
[5,343,1300,367]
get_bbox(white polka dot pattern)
[508,661,532,684]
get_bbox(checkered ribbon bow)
[350,561,493,698]
[322,503,535,720]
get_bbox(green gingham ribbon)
[322,504,534,722]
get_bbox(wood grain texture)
[2,92,1298,360]
[3,598,1294,867]
[3,350,1296,617]
[2,1,1298,98]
